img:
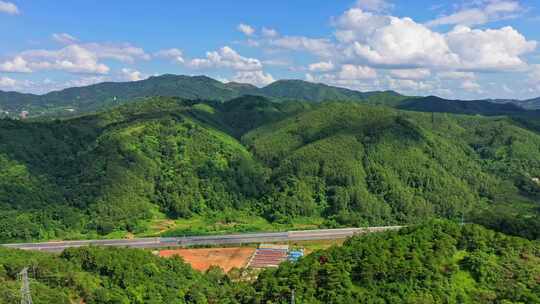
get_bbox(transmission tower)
[18,268,33,304]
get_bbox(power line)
[18,268,33,304]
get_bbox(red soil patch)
[159,247,255,272]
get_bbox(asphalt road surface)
[1,226,403,252]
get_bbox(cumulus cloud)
[354,0,392,12]
[305,64,377,91]
[437,71,476,80]
[333,7,536,72]
[261,27,279,38]
[82,42,149,63]
[237,23,255,36]
[333,8,393,43]
[154,48,184,63]
[120,68,145,81]
[308,61,335,72]
[388,78,434,92]
[0,56,31,73]
[19,45,110,74]
[390,68,431,80]
[460,79,482,92]
[337,64,377,79]
[427,0,523,27]
[188,46,262,71]
[341,13,460,68]
[262,59,290,66]
[232,70,275,86]
[0,76,17,89]
[52,33,79,45]
[270,36,335,57]
[0,1,19,15]
[1,41,149,75]
[446,25,536,71]
[529,65,540,91]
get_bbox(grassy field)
[136,212,326,238]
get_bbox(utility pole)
[291,289,295,304]
[18,268,33,304]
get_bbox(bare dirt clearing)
[159,247,255,272]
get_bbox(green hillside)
[0,75,405,118]
[1,97,540,242]
[1,221,538,303]
[398,96,529,116]
[253,221,540,303]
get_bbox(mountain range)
[0,74,405,118]
[5,74,539,119]
[1,74,540,303]
[1,94,539,243]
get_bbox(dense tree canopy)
[0,97,539,242]
[0,221,538,303]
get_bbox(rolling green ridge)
[0,96,539,242]
[0,221,539,303]
[398,96,530,116]
[3,74,539,122]
[0,75,405,118]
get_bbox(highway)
[1,226,403,253]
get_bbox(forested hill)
[1,96,539,242]
[1,221,539,303]
[0,74,405,118]
[398,95,530,116]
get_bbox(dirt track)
[159,247,255,272]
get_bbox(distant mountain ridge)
[507,97,540,110]
[398,95,531,116]
[2,73,539,118]
[0,74,403,118]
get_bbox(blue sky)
[1,0,540,99]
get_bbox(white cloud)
[446,25,536,71]
[82,42,150,63]
[2,41,149,75]
[338,64,377,79]
[334,7,536,72]
[437,71,476,80]
[20,45,110,74]
[390,68,431,80]
[388,78,434,92]
[355,0,392,12]
[261,27,279,38]
[188,46,263,71]
[52,33,79,45]
[262,58,290,66]
[502,84,513,93]
[529,65,540,91]
[334,8,394,43]
[0,76,16,89]
[154,48,184,63]
[0,56,31,73]
[238,23,256,36]
[308,61,335,72]
[232,70,275,86]
[0,1,19,15]
[461,79,482,91]
[427,0,523,27]
[120,68,145,81]
[246,39,260,47]
[342,13,459,68]
[270,36,335,57]
[305,64,377,91]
